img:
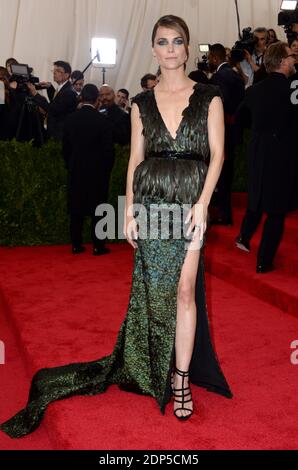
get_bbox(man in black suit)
[235,42,297,273]
[98,84,131,176]
[99,85,131,144]
[27,61,77,141]
[209,43,245,225]
[62,84,114,255]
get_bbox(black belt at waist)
[146,151,205,162]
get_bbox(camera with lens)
[197,55,209,72]
[10,63,42,93]
[278,8,298,41]
[231,27,257,63]
[197,44,210,72]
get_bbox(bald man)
[99,85,115,108]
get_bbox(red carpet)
[0,200,298,450]
[207,207,298,317]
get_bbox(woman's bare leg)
[174,244,200,418]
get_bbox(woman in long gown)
[1,15,232,438]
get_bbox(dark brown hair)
[5,57,18,68]
[289,36,298,48]
[151,15,190,60]
[0,66,9,81]
[264,42,289,73]
[53,60,72,76]
[268,28,278,43]
[209,43,227,61]
[140,73,156,89]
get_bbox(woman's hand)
[185,200,208,247]
[124,214,138,249]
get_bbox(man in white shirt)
[240,27,268,87]
[27,60,77,140]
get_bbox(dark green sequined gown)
[1,83,232,439]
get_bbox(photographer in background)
[188,54,210,84]
[5,57,18,81]
[240,27,268,87]
[208,43,245,225]
[26,60,77,141]
[253,33,298,85]
[5,59,45,143]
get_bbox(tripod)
[15,95,45,147]
[72,52,107,87]
[101,67,106,84]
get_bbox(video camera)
[231,27,257,63]
[278,5,298,41]
[197,44,210,72]
[10,63,42,93]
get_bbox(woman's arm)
[199,95,225,205]
[124,102,145,248]
[186,96,225,243]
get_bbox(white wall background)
[0,0,285,97]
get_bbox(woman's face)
[268,31,276,44]
[152,26,188,70]
[291,40,298,54]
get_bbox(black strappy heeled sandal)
[171,369,174,391]
[172,367,193,421]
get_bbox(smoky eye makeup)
[157,39,168,46]
[156,37,185,46]
[173,37,184,45]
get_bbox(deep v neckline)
[152,84,198,141]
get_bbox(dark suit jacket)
[253,63,268,84]
[210,63,245,148]
[100,103,131,146]
[62,105,113,215]
[0,103,9,140]
[210,63,245,116]
[188,69,209,85]
[34,81,77,141]
[236,72,297,213]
